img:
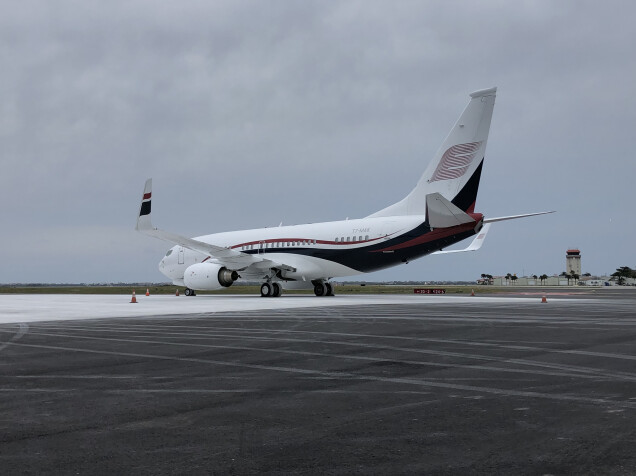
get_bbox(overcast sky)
[1,0,635,283]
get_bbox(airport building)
[481,247,633,286]
[566,249,582,276]
[488,275,613,286]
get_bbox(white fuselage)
[159,215,427,286]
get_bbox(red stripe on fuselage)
[229,235,387,249]
[372,214,482,253]
[143,192,151,200]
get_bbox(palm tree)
[560,271,570,285]
[540,274,549,285]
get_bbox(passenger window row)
[240,240,318,251]
[334,235,369,243]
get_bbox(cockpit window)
[165,249,173,256]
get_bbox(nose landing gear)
[184,288,196,296]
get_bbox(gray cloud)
[1,0,634,283]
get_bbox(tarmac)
[1,289,636,474]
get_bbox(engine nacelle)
[183,263,239,291]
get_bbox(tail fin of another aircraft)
[368,87,497,218]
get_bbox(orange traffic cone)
[541,295,547,303]
[146,288,150,296]
[175,289,180,296]
[130,290,137,303]
[471,289,475,296]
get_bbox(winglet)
[136,178,153,231]
[432,223,491,255]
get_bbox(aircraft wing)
[135,179,294,271]
[431,224,491,255]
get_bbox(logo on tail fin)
[429,141,482,183]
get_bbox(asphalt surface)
[1,290,636,475]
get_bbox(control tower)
[566,249,581,275]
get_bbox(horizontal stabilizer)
[432,223,491,255]
[484,210,555,223]
[426,193,476,228]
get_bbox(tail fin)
[368,87,496,218]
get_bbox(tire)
[272,282,281,297]
[185,288,194,296]
[260,283,272,297]
[325,282,334,296]
[314,283,325,297]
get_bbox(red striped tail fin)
[368,87,496,218]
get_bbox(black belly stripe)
[240,220,476,273]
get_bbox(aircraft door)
[178,247,185,264]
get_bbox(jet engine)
[183,263,239,291]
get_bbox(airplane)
[136,87,553,297]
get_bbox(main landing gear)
[184,288,196,296]
[260,282,282,298]
[313,282,334,297]
[259,281,334,297]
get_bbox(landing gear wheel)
[314,283,326,297]
[185,288,196,296]
[260,283,272,297]
[325,283,334,296]
[272,282,281,297]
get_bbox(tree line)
[480,267,635,285]
[480,273,552,285]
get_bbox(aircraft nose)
[158,258,169,277]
